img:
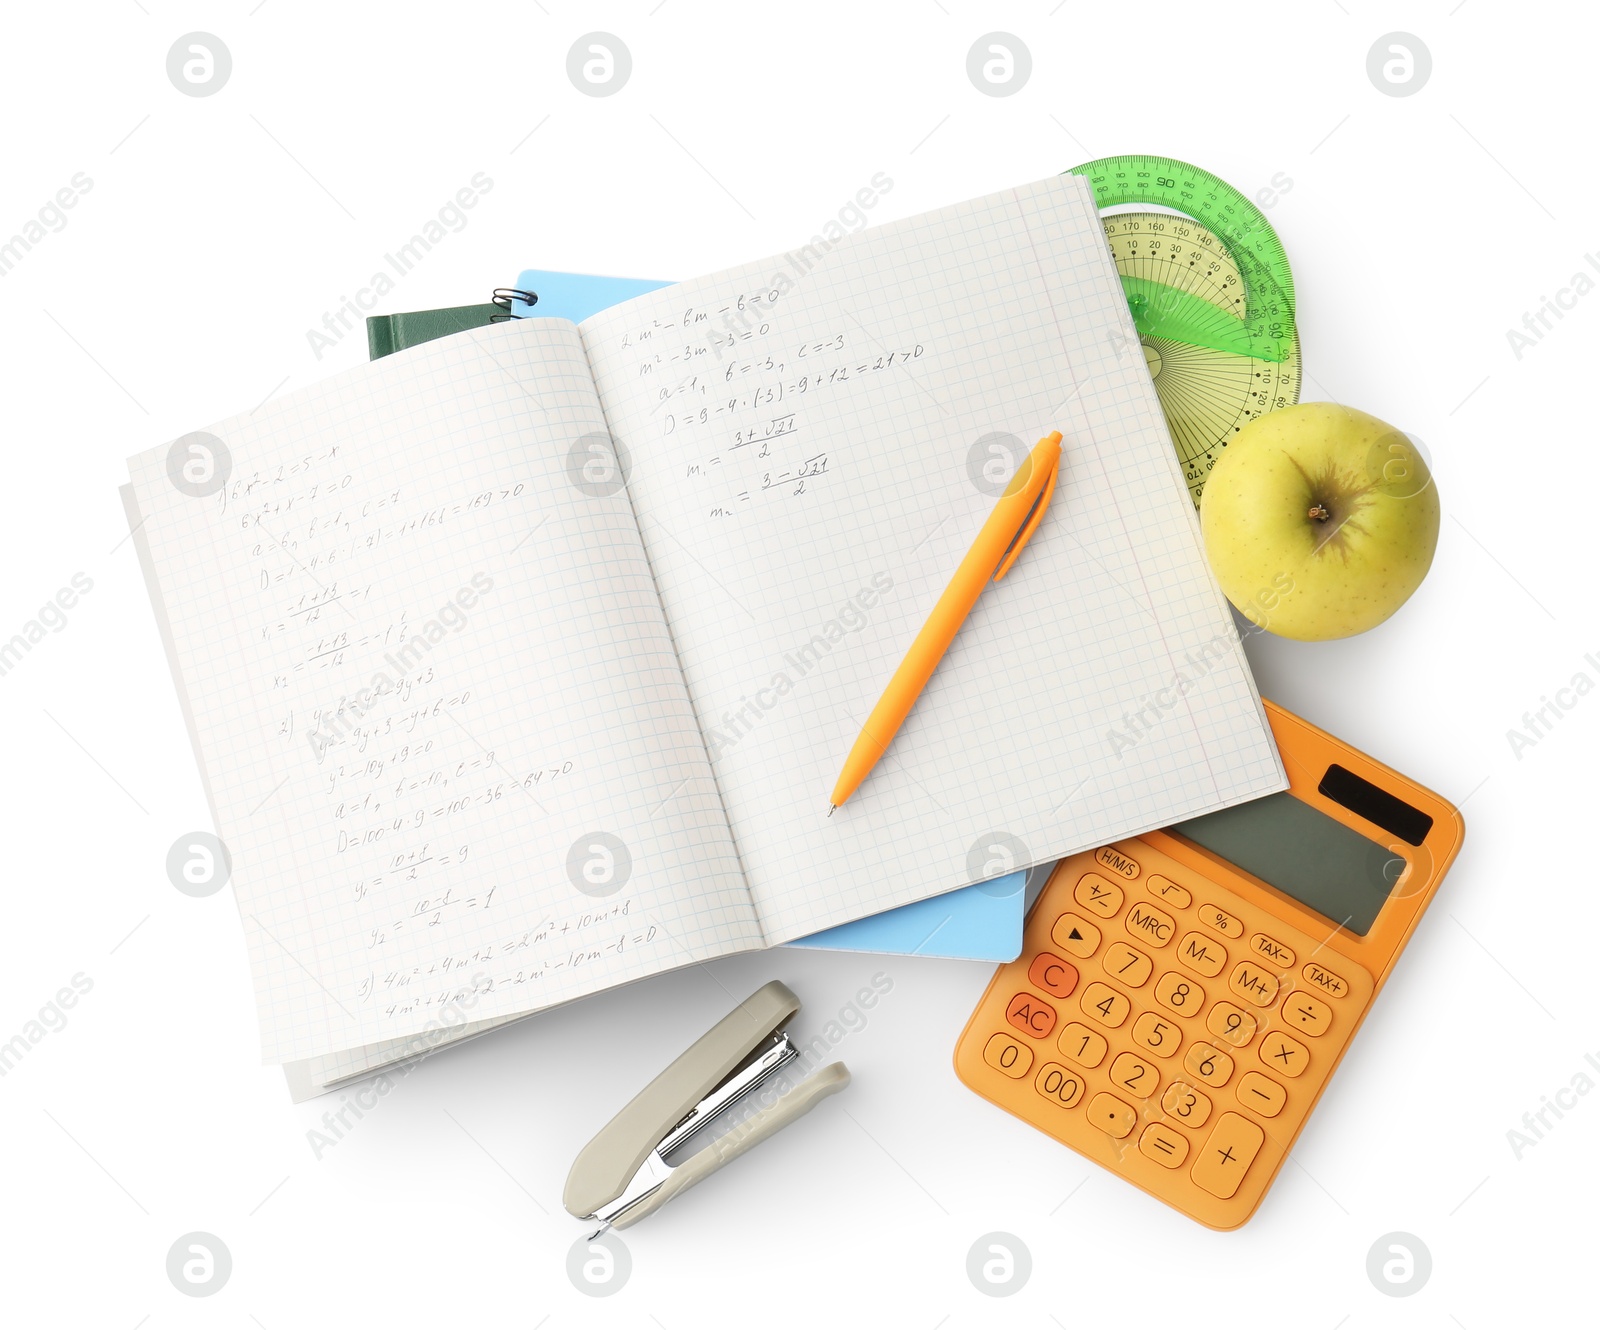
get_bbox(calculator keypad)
[955,839,1376,1229]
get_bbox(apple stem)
[1308,503,1330,521]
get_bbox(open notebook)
[362,266,1037,965]
[125,174,1284,1073]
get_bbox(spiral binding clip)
[489,288,537,322]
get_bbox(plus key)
[1191,1112,1265,1199]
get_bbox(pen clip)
[993,452,1059,581]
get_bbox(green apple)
[1200,403,1439,640]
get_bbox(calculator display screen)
[1169,792,1403,936]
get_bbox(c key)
[1027,951,1080,999]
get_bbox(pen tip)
[827,805,835,817]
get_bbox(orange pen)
[830,430,1062,811]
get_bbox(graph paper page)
[583,174,1286,944]
[127,320,759,1063]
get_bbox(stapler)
[564,980,851,1232]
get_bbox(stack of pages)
[124,174,1284,1094]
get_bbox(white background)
[1,1,1592,1324]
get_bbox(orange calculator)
[954,701,1464,1229]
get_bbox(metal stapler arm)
[609,1062,851,1230]
[563,981,802,1220]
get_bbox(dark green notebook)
[365,302,505,359]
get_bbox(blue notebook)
[509,268,1025,962]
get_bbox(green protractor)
[1067,155,1301,505]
